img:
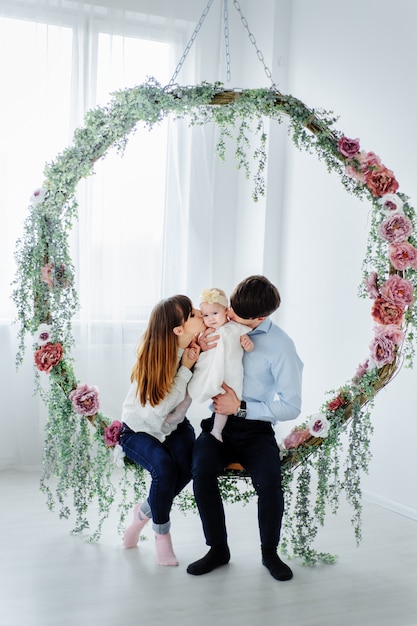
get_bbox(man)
[187,275,303,581]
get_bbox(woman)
[120,295,204,566]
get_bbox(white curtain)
[1,0,288,467]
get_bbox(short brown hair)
[230,275,280,319]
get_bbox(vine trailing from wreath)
[12,78,417,562]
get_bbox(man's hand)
[198,327,219,352]
[212,383,240,416]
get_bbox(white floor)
[1,469,417,626]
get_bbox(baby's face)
[200,302,228,330]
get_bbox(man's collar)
[248,318,271,335]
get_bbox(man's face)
[228,307,261,329]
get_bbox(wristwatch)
[235,400,247,418]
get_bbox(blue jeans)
[191,415,284,549]
[120,418,195,526]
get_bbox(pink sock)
[155,532,178,566]
[123,503,151,549]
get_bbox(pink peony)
[357,151,381,173]
[104,420,122,447]
[69,383,100,417]
[34,342,63,373]
[369,334,396,367]
[378,213,413,244]
[345,150,382,183]
[365,271,379,299]
[283,426,311,450]
[345,163,366,183]
[337,136,360,158]
[380,275,414,308]
[374,323,404,345]
[389,242,417,270]
[366,165,399,198]
[371,296,404,326]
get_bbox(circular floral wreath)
[12,79,417,564]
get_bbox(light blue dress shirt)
[243,318,303,424]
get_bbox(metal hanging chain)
[168,0,215,87]
[232,0,278,90]
[167,0,278,90]
[223,0,232,82]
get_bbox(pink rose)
[365,271,379,299]
[380,275,414,308]
[337,136,360,158]
[369,334,396,366]
[389,242,417,270]
[366,165,399,198]
[378,213,413,244]
[104,420,122,447]
[371,296,404,326]
[69,383,100,417]
[374,324,404,345]
[283,426,311,450]
[34,342,63,373]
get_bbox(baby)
[188,288,254,441]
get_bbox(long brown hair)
[131,295,193,407]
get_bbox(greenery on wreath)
[12,78,417,563]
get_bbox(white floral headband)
[200,288,229,308]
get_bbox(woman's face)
[178,307,205,344]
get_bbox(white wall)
[279,0,417,517]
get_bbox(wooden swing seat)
[222,461,249,477]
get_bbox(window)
[1,3,177,322]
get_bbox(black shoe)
[261,548,293,581]
[187,545,230,575]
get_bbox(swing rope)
[168,0,279,91]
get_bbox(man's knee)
[192,434,223,477]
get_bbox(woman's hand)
[212,383,240,415]
[181,341,201,369]
[198,327,219,352]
